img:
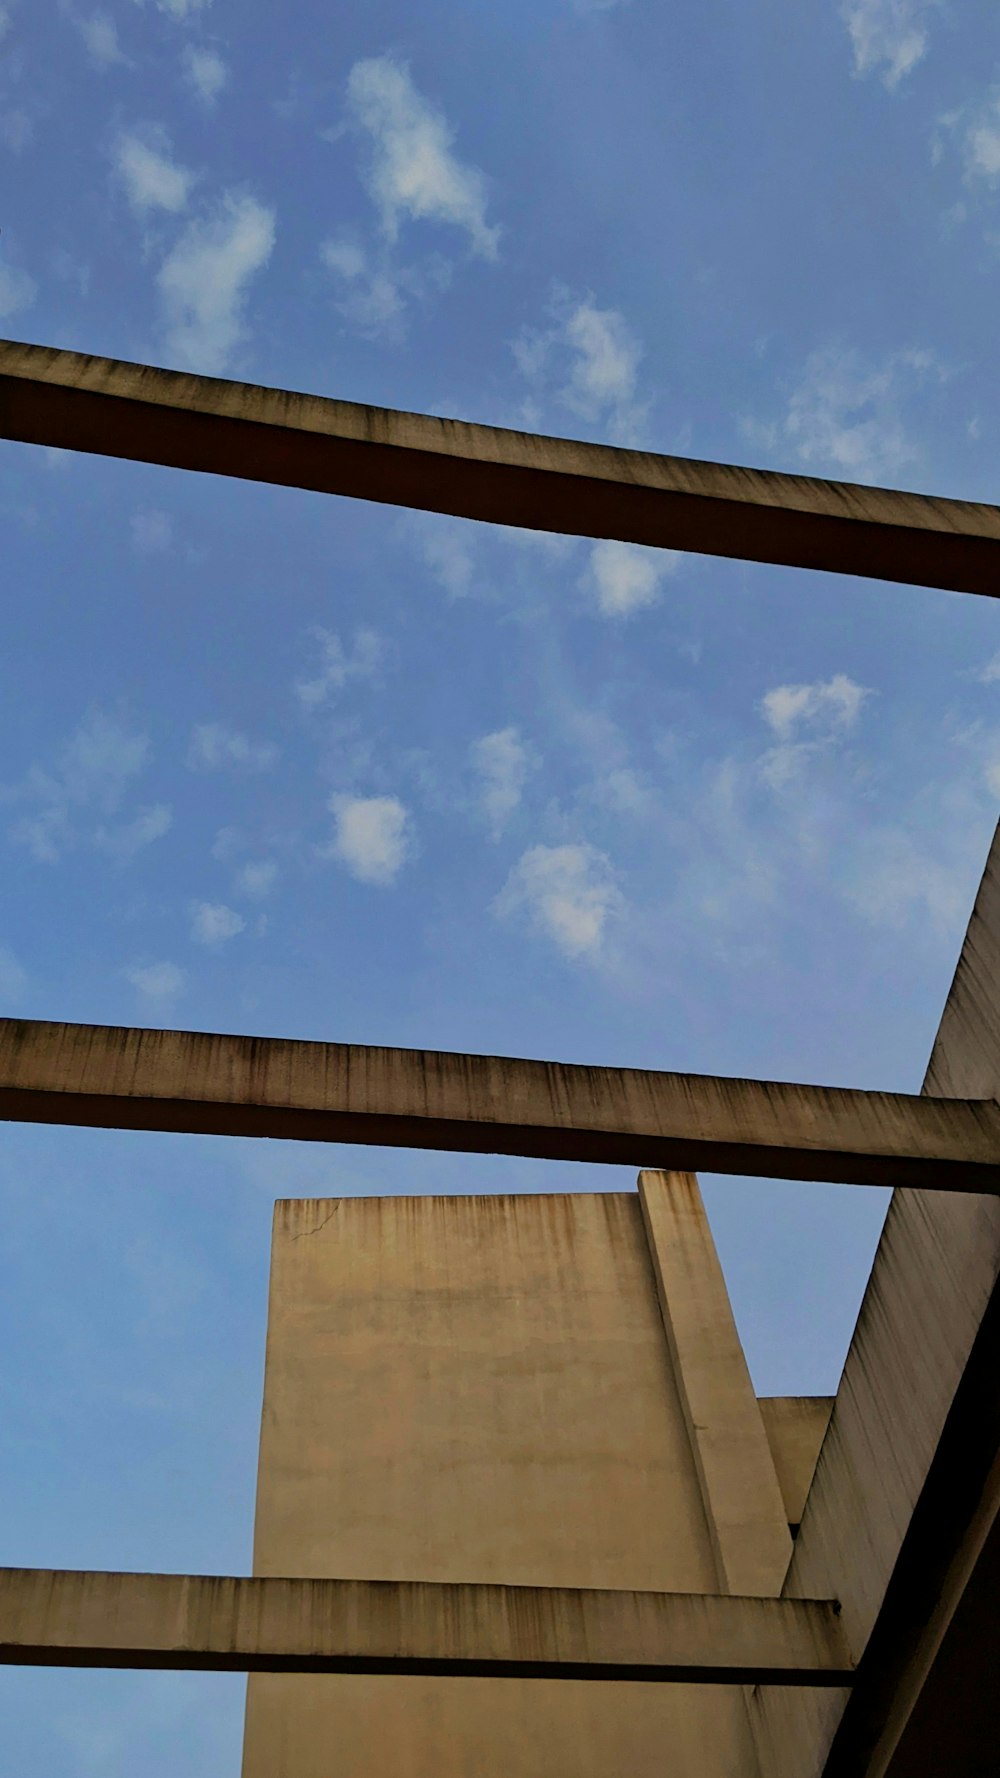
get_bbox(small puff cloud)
[0,945,27,1004]
[183,45,227,105]
[114,129,194,214]
[187,721,278,772]
[346,54,499,259]
[3,709,151,863]
[514,297,644,444]
[158,192,276,374]
[471,728,534,839]
[190,900,245,944]
[127,960,185,1003]
[0,258,36,321]
[840,0,933,89]
[761,673,870,738]
[494,842,623,959]
[327,794,410,885]
[296,627,383,709]
[131,509,172,553]
[747,344,939,485]
[236,859,278,899]
[77,11,127,68]
[585,539,679,618]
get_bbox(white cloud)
[471,727,534,839]
[328,794,410,885]
[296,627,383,708]
[346,54,499,258]
[940,86,1000,188]
[96,802,172,862]
[131,509,172,553]
[0,258,35,320]
[126,960,185,1004]
[0,945,27,1004]
[236,859,278,899]
[77,12,127,68]
[4,710,149,862]
[0,7,11,43]
[413,515,476,597]
[585,539,678,617]
[845,826,972,931]
[183,45,227,105]
[115,130,194,215]
[158,191,276,373]
[191,900,245,944]
[514,297,644,443]
[319,237,404,336]
[840,0,934,89]
[187,721,277,772]
[153,0,211,15]
[748,345,938,484]
[976,651,1000,684]
[494,842,623,959]
[761,674,870,738]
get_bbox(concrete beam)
[0,1568,854,1684]
[2,338,999,596]
[2,1018,1000,1190]
[639,1170,792,1595]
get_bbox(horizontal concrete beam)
[2,1019,1000,1190]
[2,339,999,596]
[0,1568,854,1684]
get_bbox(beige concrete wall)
[242,1188,767,1777]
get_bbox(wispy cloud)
[114,128,194,215]
[327,793,410,885]
[190,901,245,944]
[3,710,151,863]
[494,842,623,959]
[153,0,212,16]
[840,0,935,89]
[761,674,870,738]
[295,627,383,708]
[0,254,35,320]
[235,859,278,899]
[319,237,406,337]
[937,85,1000,190]
[514,295,645,444]
[0,945,27,1004]
[187,722,277,772]
[471,727,534,839]
[183,44,227,105]
[412,516,477,598]
[76,11,128,68]
[96,802,172,862]
[126,960,185,1005]
[346,54,499,259]
[585,539,679,618]
[131,509,173,553]
[158,191,275,373]
[746,344,940,484]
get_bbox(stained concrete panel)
[242,1190,763,1777]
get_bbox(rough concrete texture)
[751,819,1000,1777]
[242,1187,783,1776]
[3,1016,1000,1190]
[2,338,1000,593]
[757,1398,834,1528]
[640,1171,792,1595]
[0,1567,851,1684]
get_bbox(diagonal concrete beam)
[0,1568,854,1684]
[2,1018,1000,1191]
[2,338,999,595]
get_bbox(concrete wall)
[242,1184,774,1777]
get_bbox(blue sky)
[2,0,1000,1768]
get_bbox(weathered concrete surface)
[640,1171,792,1595]
[2,338,999,595]
[3,1017,1000,1190]
[758,1398,834,1528]
[0,1566,851,1682]
[242,1191,776,1775]
[750,820,1000,1777]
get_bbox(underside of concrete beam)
[0,1569,854,1685]
[2,1018,1000,1190]
[2,339,999,595]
